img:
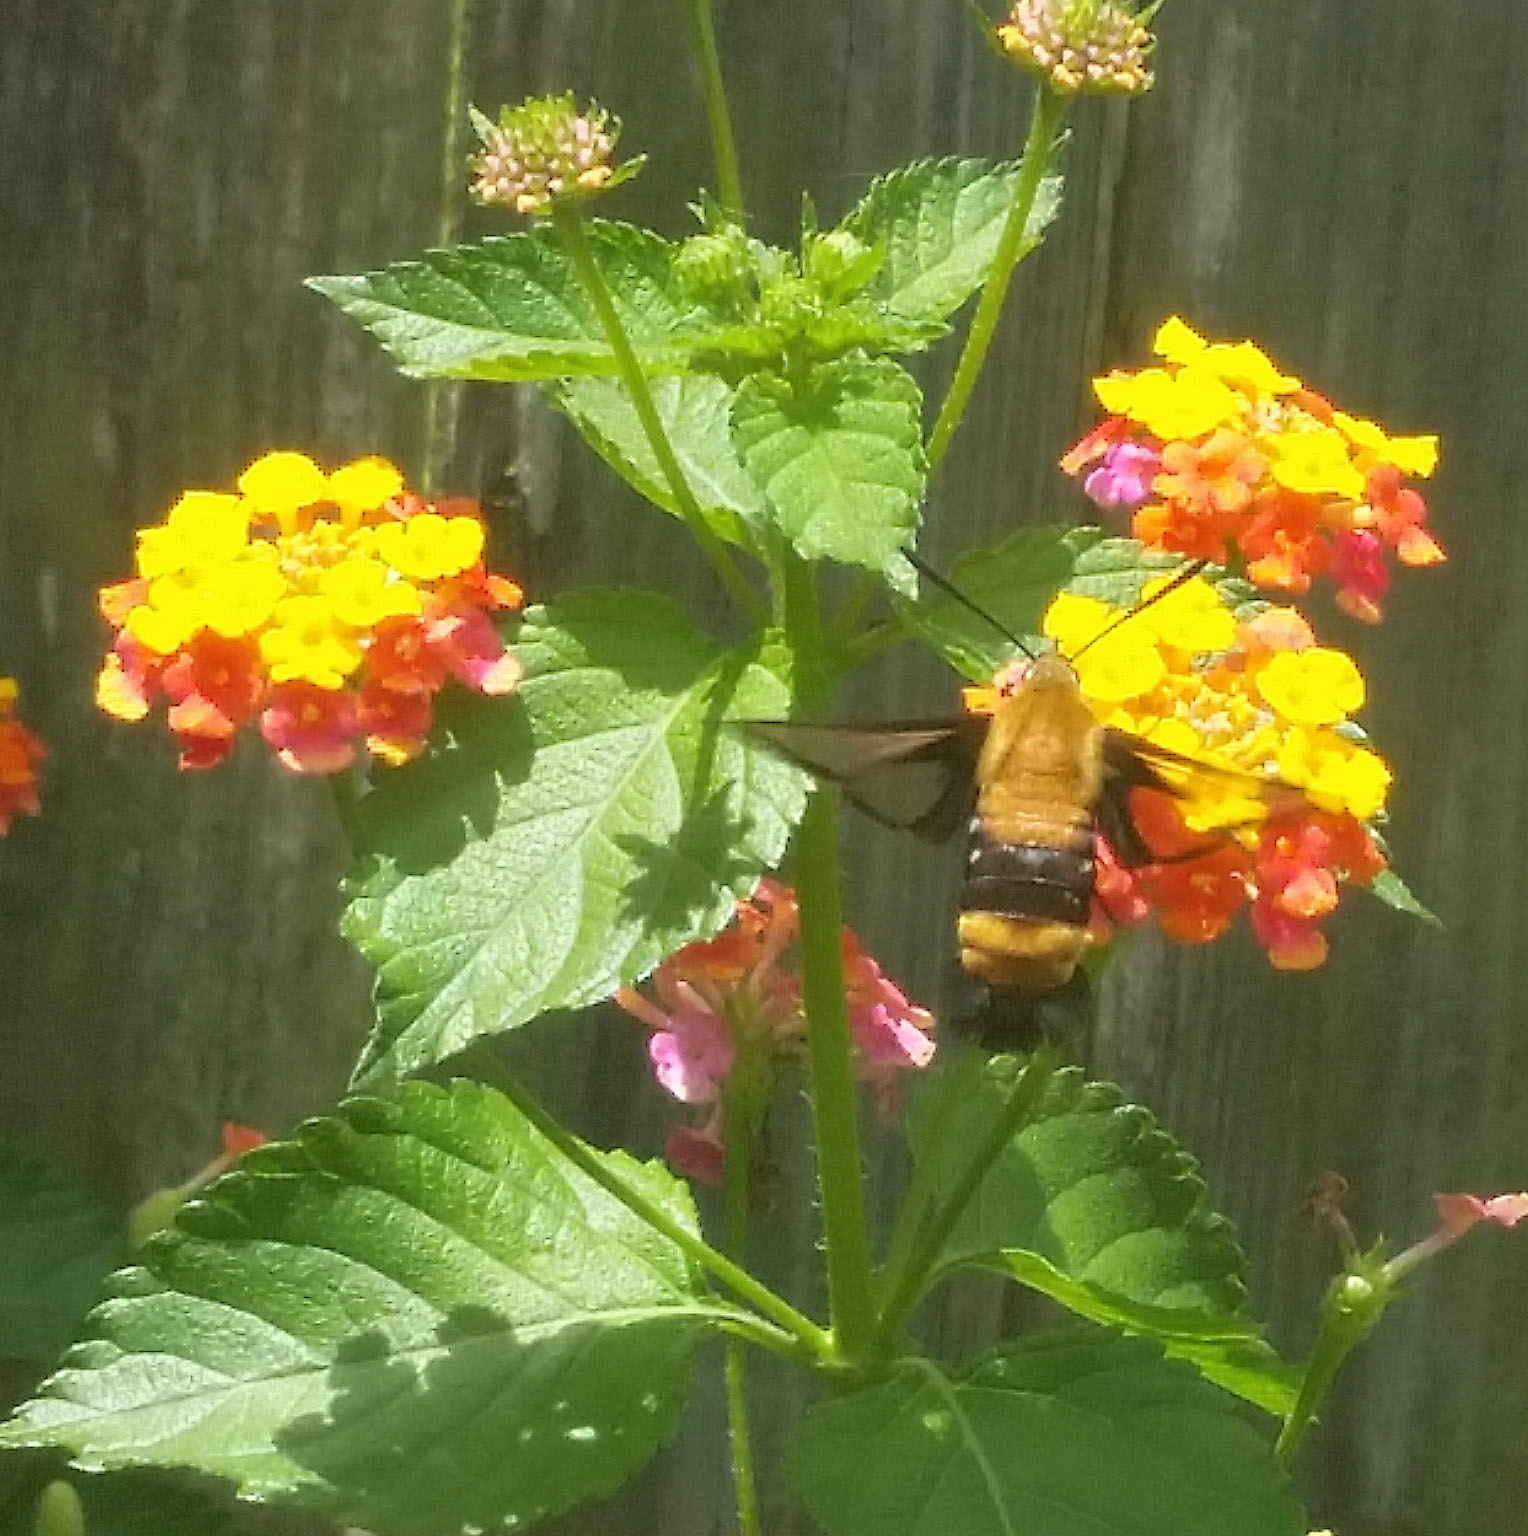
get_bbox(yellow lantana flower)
[1268,429,1366,500]
[136,493,250,579]
[1256,648,1365,726]
[1094,364,1242,442]
[320,558,423,628]
[1153,316,1300,398]
[259,597,363,689]
[375,513,484,581]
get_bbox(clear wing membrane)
[741,719,987,841]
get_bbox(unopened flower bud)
[759,273,820,335]
[804,228,880,299]
[673,229,751,306]
[996,0,1155,96]
[469,94,626,217]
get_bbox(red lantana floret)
[0,678,45,833]
[96,453,524,773]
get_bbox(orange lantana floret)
[96,452,524,774]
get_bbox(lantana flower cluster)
[617,879,936,1185]
[996,0,1155,96]
[469,95,623,217]
[1063,317,1444,621]
[96,452,523,774]
[0,678,45,834]
[972,575,1391,970]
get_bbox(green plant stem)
[677,0,745,213]
[721,1081,763,1536]
[874,1047,1059,1347]
[420,0,472,494]
[466,1045,832,1364]
[551,203,766,626]
[926,86,1068,469]
[782,553,878,1362]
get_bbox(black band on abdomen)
[961,832,1095,924]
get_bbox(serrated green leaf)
[309,222,710,382]
[790,1333,1305,1536]
[551,373,765,549]
[908,1053,1297,1415]
[1363,868,1440,925]
[732,358,926,584]
[1,1082,740,1536]
[344,591,808,1089]
[845,153,1064,323]
[0,1151,121,1368]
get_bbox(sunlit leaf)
[343,591,807,1089]
[1,1082,740,1536]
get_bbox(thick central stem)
[783,553,877,1360]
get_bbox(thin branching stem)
[782,552,878,1361]
[677,0,745,214]
[926,86,1069,469]
[874,1048,1059,1347]
[722,1081,764,1536]
[552,204,767,626]
[467,1045,833,1364]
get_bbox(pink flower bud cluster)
[617,880,936,1185]
[470,95,618,217]
[996,0,1155,96]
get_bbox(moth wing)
[742,719,986,841]
[1099,726,1309,867]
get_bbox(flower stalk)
[783,552,878,1361]
[677,0,746,214]
[722,1078,764,1536]
[927,84,1069,468]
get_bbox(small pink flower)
[648,1004,735,1105]
[1433,1191,1528,1238]
[664,1122,726,1187]
[1083,439,1162,511]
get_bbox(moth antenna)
[906,551,1038,661]
[1069,559,1209,661]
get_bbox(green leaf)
[1,1081,739,1536]
[551,373,765,549]
[732,358,926,585]
[1363,867,1441,925]
[309,222,708,382]
[790,1333,1305,1536]
[897,523,1081,679]
[0,1151,121,1368]
[908,1053,1297,1416]
[845,153,1064,323]
[343,590,808,1089]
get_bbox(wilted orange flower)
[96,453,524,774]
[0,678,45,833]
[1063,318,1443,621]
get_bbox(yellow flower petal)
[238,452,330,514]
[198,559,289,639]
[329,457,405,515]
[1042,592,1113,656]
[1074,634,1166,704]
[320,557,423,628]
[136,492,250,579]
[1268,428,1365,500]
[259,596,363,689]
[1139,574,1237,653]
[375,513,485,582]
[1257,648,1365,726]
